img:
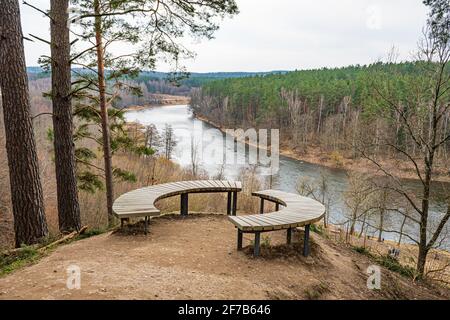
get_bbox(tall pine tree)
[0,0,49,247]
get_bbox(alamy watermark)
[66,265,81,290]
[367,265,381,290]
[173,121,280,175]
[366,4,383,30]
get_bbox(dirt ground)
[0,214,448,300]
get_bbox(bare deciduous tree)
[162,124,177,160]
[358,1,450,275]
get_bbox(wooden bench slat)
[223,181,232,188]
[228,190,325,233]
[113,180,242,219]
[215,180,228,189]
[227,216,254,229]
[230,216,264,231]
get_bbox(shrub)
[329,151,344,167]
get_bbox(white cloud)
[20,0,428,72]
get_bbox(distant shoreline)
[123,95,190,111]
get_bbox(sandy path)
[0,214,447,300]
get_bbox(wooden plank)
[213,180,227,188]
[170,180,195,190]
[217,180,230,189]
[260,214,299,226]
[230,216,264,231]
[241,215,271,227]
[182,180,204,189]
[250,216,286,230]
[234,215,263,227]
[114,180,246,221]
[208,180,220,188]
[228,180,237,189]
[235,189,325,232]
[265,214,298,227]
[203,180,218,188]
[236,216,276,231]
[114,204,157,209]
[206,180,220,188]
[228,216,253,229]
[224,181,233,188]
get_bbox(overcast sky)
[21,0,429,72]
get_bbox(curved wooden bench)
[228,190,325,257]
[113,180,242,232]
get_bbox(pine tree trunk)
[94,0,114,225]
[0,0,49,247]
[50,0,81,232]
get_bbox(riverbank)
[195,112,450,183]
[124,94,190,111]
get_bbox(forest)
[191,62,450,172]
[26,68,284,99]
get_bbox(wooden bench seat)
[113,180,242,233]
[228,190,325,257]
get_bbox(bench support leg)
[260,198,264,214]
[180,194,188,216]
[254,232,261,257]
[275,203,280,211]
[232,191,237,216]
[287,228,292,245]
[303,224,310,257]
[144,216,149,235]
[227,192,232,215]
[120,218,129,228]
[237,230,243,250]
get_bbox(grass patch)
[0,227,106,277]
[353,245,370,255]
[249,235,272,248]
[310,224,323,235]
[352,245,418,279]
[77,228,106,240]
[0,246,43,277]
[262,235,272,247]
[304,281,330,300]
[376,255,417,279]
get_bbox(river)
[125,104,449,250]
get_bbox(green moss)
[376,255,418,279]
[353,245,370,255]
[352,245,418,279]
[310,224,324,235]
[0,246,43,277]
[0,228,106,277]
[77,228,106,240]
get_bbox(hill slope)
[0,214,447,300]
